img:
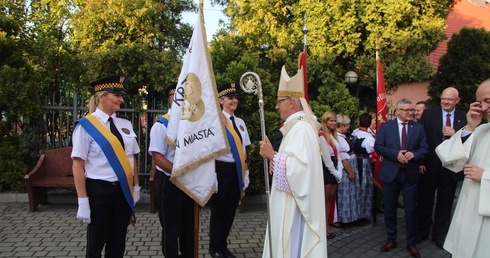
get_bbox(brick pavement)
[1,199,452,257]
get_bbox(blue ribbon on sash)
[224,122,247,193]
[76,114,135,219]
[157,114,170,127]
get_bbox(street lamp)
[345,71,359,98]
[345,71,358,84]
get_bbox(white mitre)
[278,65,322,132]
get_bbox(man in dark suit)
[417,87,466,248]
[375,98,428,258]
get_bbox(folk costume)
[209,83,251,257]
[350,128,375,219]
[336,132,361,223]
[148,85,195,258]
[71,75,140,258]
[263,66,327,258]
[319,132,342,184]
[436,125,490,257]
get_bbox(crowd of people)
[70,71,489,258]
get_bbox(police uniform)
[71,75,140,258]
[209,84,251,258]
[148,84,195,258]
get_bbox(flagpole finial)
[302,14,308,47]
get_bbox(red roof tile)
[429,0,490,67]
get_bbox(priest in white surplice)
[435,78,490,258]
[259,65,327,257]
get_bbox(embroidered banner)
[164,5,229,206]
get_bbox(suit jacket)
[374,119,429,184]
[418,107,466,180]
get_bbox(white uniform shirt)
[337,132,352,161]
[71,108,140,182]
[148,112,175,176]
[217,110,251,162]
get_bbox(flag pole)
[301,14,309,102]
[193,3,203,258]
[239,72,273,258]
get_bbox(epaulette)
[116,113,130,121]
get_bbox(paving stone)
[0,200,455,258]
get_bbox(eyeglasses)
[441,98,456,102]
[398,108,415,112]
[276,98,291,105]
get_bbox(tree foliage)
[0,0,42,190]
[70,0,195,96]
[429,27,490,111]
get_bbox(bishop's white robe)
[436,124,490,258]
[263,113,327,258]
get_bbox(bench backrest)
[44,147,73,177]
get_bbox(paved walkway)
[1,198,452,257]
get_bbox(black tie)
[108,117,125,149]
[230,116,242,143]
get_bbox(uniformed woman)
[71,75,140,258]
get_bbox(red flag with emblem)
[373,50,388,189]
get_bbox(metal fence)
[42,92,168,190]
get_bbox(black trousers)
[156,172,195,258]
[209,161,241,253]
[417,168,458,242]
[86,178,131,258]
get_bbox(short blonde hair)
[336,114,351,126]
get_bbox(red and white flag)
[373,50,388,189]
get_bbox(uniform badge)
[122,128,130,134]
[239,125,245,131]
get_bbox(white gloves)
[214,174,219,194]
[243,170,250,191]
[133,185,141,205]
[77,197,91,224]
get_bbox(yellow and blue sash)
[157,114,170,127]
[75,114,135,216]
[225,121,247,193]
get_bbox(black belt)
[86,178,119,186]
[216,160,235,165]
[356,154,370,158]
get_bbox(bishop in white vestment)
[259,65,327,257]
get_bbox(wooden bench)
[24,147,74,212]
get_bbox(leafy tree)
[215,0,455,110]
[70,0,195,96]
[429,27,490,112]
[0,0,42,190]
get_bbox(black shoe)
[222,248,237,258]
[210,252,226,258]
